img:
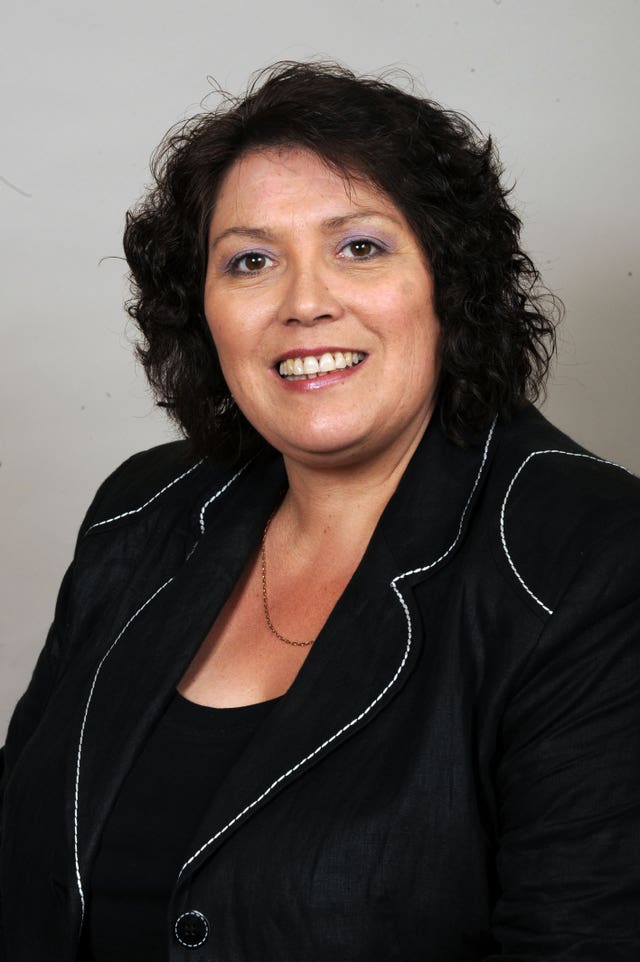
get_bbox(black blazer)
[2,405,640,961]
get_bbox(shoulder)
[487,405,640,616]
[78,439,232,538]
[494,405,640,526]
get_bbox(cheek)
[208,334,244,387]
[203,317,242,391]
[366,276,437,333]
[407,281,440,354]
[205,287,270,345]
[204,295,243,362]
[394,308,441,361]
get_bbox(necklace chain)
[260,510,315,648]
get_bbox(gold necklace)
[260,510,315,648]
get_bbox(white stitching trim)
[174,910,210,948]
[85,459,205,533]
[73,465,251,929]
[394,418,496,583]
[73,577,174,926]
[177,419,496,880]
[500,449,635,616]
[199,460,253,535]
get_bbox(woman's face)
[204,147,441,470]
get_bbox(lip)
[272,354,368,392]
[273,347,366,365]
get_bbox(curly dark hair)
[123,60,559,463]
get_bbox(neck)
[277,422,430,553]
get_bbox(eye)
[228,251,274,274]
[339,238,384,260]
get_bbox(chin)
[273,430,381,466]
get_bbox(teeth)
[319,352,335,373]
[302,356,320,375]
[278,351,364,380]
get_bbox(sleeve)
[0,452,137,773]
[0,562,75,961]
[1,563,75,775]
[0,453,136,957]
[485,523,640,960]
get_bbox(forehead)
[209,147,403,230]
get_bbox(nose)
[278,260,343,327]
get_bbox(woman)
[1,62,639,961]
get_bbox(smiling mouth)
[277,351,366,380]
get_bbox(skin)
[204,147,440,474]
[179,147,441,707]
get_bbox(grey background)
[2,0,639,736]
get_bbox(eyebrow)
[324,209,404,230]
[209,226,274,251]
[209,209,403,251]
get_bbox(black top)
[81,691,280,962]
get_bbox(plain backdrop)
[1,0,639,737]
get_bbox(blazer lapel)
[176,517,417,881]
[72,452,286,897]
[177,416,498,882]
[380,414,497,584]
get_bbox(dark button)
[174,910,210,948]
